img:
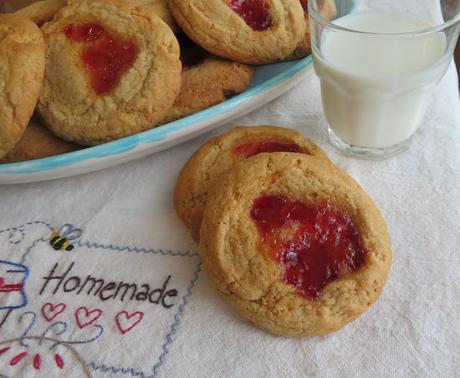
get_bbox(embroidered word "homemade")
[39,262,178,309]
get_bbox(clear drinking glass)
[309,0,460,159]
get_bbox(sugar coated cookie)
[174,126,328,241]
[167,0,306,64]
[1,118,77,163]
[0,14,45,159]
[37,0,181,145]
[200,152,392,337]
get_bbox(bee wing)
[59,224,82,241]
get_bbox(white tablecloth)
[0,6,459,376]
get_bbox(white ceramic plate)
[0,57,313,184]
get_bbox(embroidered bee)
[49,224,82,252]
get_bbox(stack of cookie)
[175,126,392,337]
[0,0,335,163]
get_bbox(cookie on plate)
[167,0,306,65]
[174,126,329,241]
[135,0,178,32]
[0,14,45,159]
[295,0,336,57]
[1,118,78,163]
[200,152,392,337]
[16,0,66,26]
[37,0,181,145]
[16,0,179,31]
[163,51,254,123]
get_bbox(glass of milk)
[309,0,460,158]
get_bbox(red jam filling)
[233,141,306,158]
[228,0,274,31]
[299,0,308,12]
[63,23,138,95]
[250,195,367,299]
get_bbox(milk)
[313,12,449,149]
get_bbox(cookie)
[174,126,329,241]
[163,52,254,123]
[167,0,306,65]
[0,0,37,13]
[296,0,336,56]
[36,0,182,145]
[135,0,178,32]
[16,0,66,26]
[200,152,392,337]
[15,0,179,30]
[0,14,45,159]
[1,118,78,163]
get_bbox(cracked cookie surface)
[15,0,66,25]
[36,0,181,145]
[174,126,329,241]
[163,55,254,123]
[199,153,392,337]
[136,0,178,32]
[0,13,45,159]
[1,117,77,163]
[167,0,306,64]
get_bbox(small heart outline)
[41,303,66,322]
[115,311,144,335]
[75,306,102,329]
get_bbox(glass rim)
[308,0,460,36]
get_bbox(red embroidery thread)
[115,311,144,334]
[0,277,24,292]
[55,354,64,369]
[10,351,27,366]
[41,302,66,322]
[75,306,102,329]
[33,353,41,370]
[0,346,10,355]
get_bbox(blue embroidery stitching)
[0,221,201,378]
[86,362,146,377]
[152,260,202,377]
[18,311,37,347]
[74,240,198,258]
[20,237,47,265]
[0,260,29,311]
[0,220,53,247]
[0,221,54,238]
[81,241,202,378]
[89,260,204,378]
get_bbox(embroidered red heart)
[41,303,66,322]
[75,307,102,329]
[115,311,144,335]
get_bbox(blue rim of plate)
[0,56,312,175]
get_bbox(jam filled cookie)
[174,126,328,241]
[37,0,181,145]
[200,153,392,337]
[295,0,336,57]
[0,14,45,159]
[163,46,254,123]
[16,0,179,31]
[167,0,306,64]
[16,0,66,26]
[1,118,78,163]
